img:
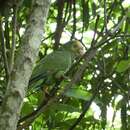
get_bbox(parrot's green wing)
[29,49,73,87]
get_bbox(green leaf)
[116,59,130,73]
[65,88,91,100]
[21,102,33,117]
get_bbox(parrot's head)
[63,40,85,58]
[70,40,85,57]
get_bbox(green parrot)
[29,40,85,90]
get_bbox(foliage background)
[0,0,130,130]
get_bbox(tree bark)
[0,0,51,130]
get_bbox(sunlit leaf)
[65,88,91,100]
[21,102,33,117]
[116,59,130,73]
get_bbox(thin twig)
[10,4,17,72]
[110,15,126,34]
[71,0,76,40]
[0,19,9,79]
[104,0,107,33]
[63,0,70,23]
[91,15,100,47]
[4,17,10,50]
[64,1,72,25]
[107,0,116,22]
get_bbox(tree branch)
[71,0,76,40]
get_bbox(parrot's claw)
[44,88,52,98]
[55,71,69,80]
[62,75,69,80]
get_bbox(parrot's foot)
[62,75,69,80]
[55,71,69,80]
[43,86,50,98]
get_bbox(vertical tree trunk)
[0,0,51,130]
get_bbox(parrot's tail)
[27,73,47,95]
[28,73,47,86]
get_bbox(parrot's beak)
[79,46,85,56]
[76,41,86,57]
[71,40,86,57]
